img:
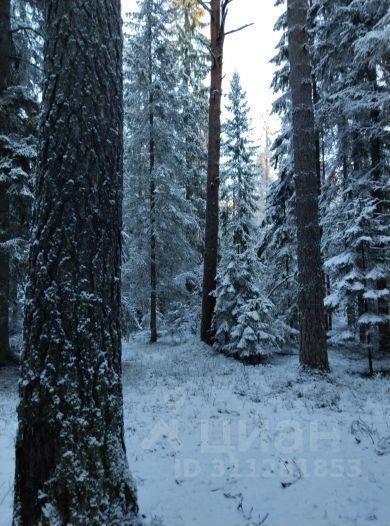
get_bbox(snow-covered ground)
[1,337,390,525]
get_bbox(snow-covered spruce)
[123,0,199,341]
[214,73,281,361]
[258,4,299,341]
[214,247,281,361]
[0,0,41,365]
[313,0,390,355]
[13,1,138,524]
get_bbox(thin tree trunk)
[201,0,224,344]
[149,101,157,343]
[148,8,157,344]
[0,0,11,366]
[13,2,138,524]
[312,79,322,193]
[287,0,329,370]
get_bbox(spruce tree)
[259,3,298,340]
[313,0,390,359]
[214,74,281,361]
[0,0,40,365]
[175,0,208,239]
[13,1,138,524]
[123,0,196,341]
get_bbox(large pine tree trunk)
[0,0,11,366]
[201,0,223,344]
[13,2,138,524]
[287,0,329,370]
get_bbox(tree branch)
[196,0,211,14]
[268,273,297,298]
[224,22,254,37]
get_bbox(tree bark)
[201,0,224,344]
[287,0,329,370]
[13,2,138,524]
[149,87,157,343]
[145,3,158,344]
[0,0,11,366]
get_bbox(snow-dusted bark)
[13,1,138,524]
[287,0,329,370]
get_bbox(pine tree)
[214,74,281,361]
[123,0,196,341]
[200,0,226,344]
[13,1,138,523]
[287,0,329,370]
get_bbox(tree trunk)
[201,0,224,344]
[13,2,138,524]
[149,100,157,344]
[148,8,157,344]
[0,0,11,366]
[287,0,329,370]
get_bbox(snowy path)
[1,338,390,525]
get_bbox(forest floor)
[1,336,390,526]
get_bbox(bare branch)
[224,22,254,37]
[268,273,297,298]
[222,0,234,9]
[196,0,212,14]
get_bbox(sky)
[122,0,283,145]
[223,0,283,143]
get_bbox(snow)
[1,337,390,525]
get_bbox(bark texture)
[0,0,11,365]
[287,0,329,370]
[13,1,138,524]
[201,0,224,344]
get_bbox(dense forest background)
[1,0,388,367]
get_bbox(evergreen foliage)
[214,74,281,360]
